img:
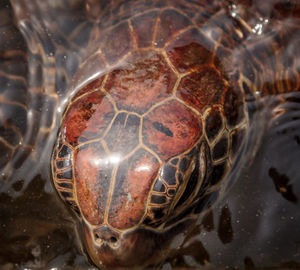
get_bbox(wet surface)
[0,0,300,269]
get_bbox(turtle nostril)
[93,226,120,247]
[109,236,117,243]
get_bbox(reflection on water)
[0,0,299,269]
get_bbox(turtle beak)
[80,218,196,268]
[81,223,166,269]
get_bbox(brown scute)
[101,22,133,64]
[108,148,160,229]
[56,158,72,169]
[212,134,229,161]
[143,100,202,161]
[223,85,245,128]
[209,162,227,186]
[177,68,226,113]
[204,107,224,142]
[63,91,115,146]
[174,156,199,210]
[155,9,192,48]
[166,27,214,73]
[60,191,73,199]
[57,144,72,159]
[170,158,179,166]
[75,142,112,225]
[104,112,140,156]
[160,164,177,186]
[167,188,176,196]
[104,50,176,114]
[131,11,158,48]
[56,169,73,180]
[179,157,190,172]
[176,172,184,184]
[57,182,73,189]
[151,194,167,204]
[153,179,166,192]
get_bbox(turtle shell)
[51,5,249,240]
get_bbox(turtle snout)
[93,226,121,248]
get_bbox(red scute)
[104,50,176,114]
[143,100,202,161]
[75,143,111,225]
[63,91,115,146]
[108,149,160,229]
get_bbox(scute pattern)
[1,0,298,268]
[63,91,115,146]
[51,4,257,233]
[75,142,112,225]
[109,148,160,229]
[166,28,214,72]
[105,50,176,114]
[143,100,202,161]
[177,68,227,113]
[155,9,192,48]
[104,112,140,156]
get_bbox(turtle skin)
[1,0,300,268]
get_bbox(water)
[0,0,299,269]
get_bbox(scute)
[104,50,177,114]
[177,67,227,113]
[63,91,115,146]
[108,148,160,229]
[155,9,192,48]
[101,22,133,65]
[204,107,224,142]
[104,112,140,156]
[131,11,158,48]
[166,27,214,73]
[75,142,111,226]
[142,99,202,161]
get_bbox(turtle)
[1,0,300,268]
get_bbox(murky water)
[0,0,299,269]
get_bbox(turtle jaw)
[82,223,166,269]
[81,218,196,269]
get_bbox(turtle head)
[81,216,196,268]
[52,96,208,268]
[62,140,209,268]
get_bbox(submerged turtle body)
[52,16,246,223]
[49,1,300,267]
[1,0,299,268]
[51,7,250,266]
